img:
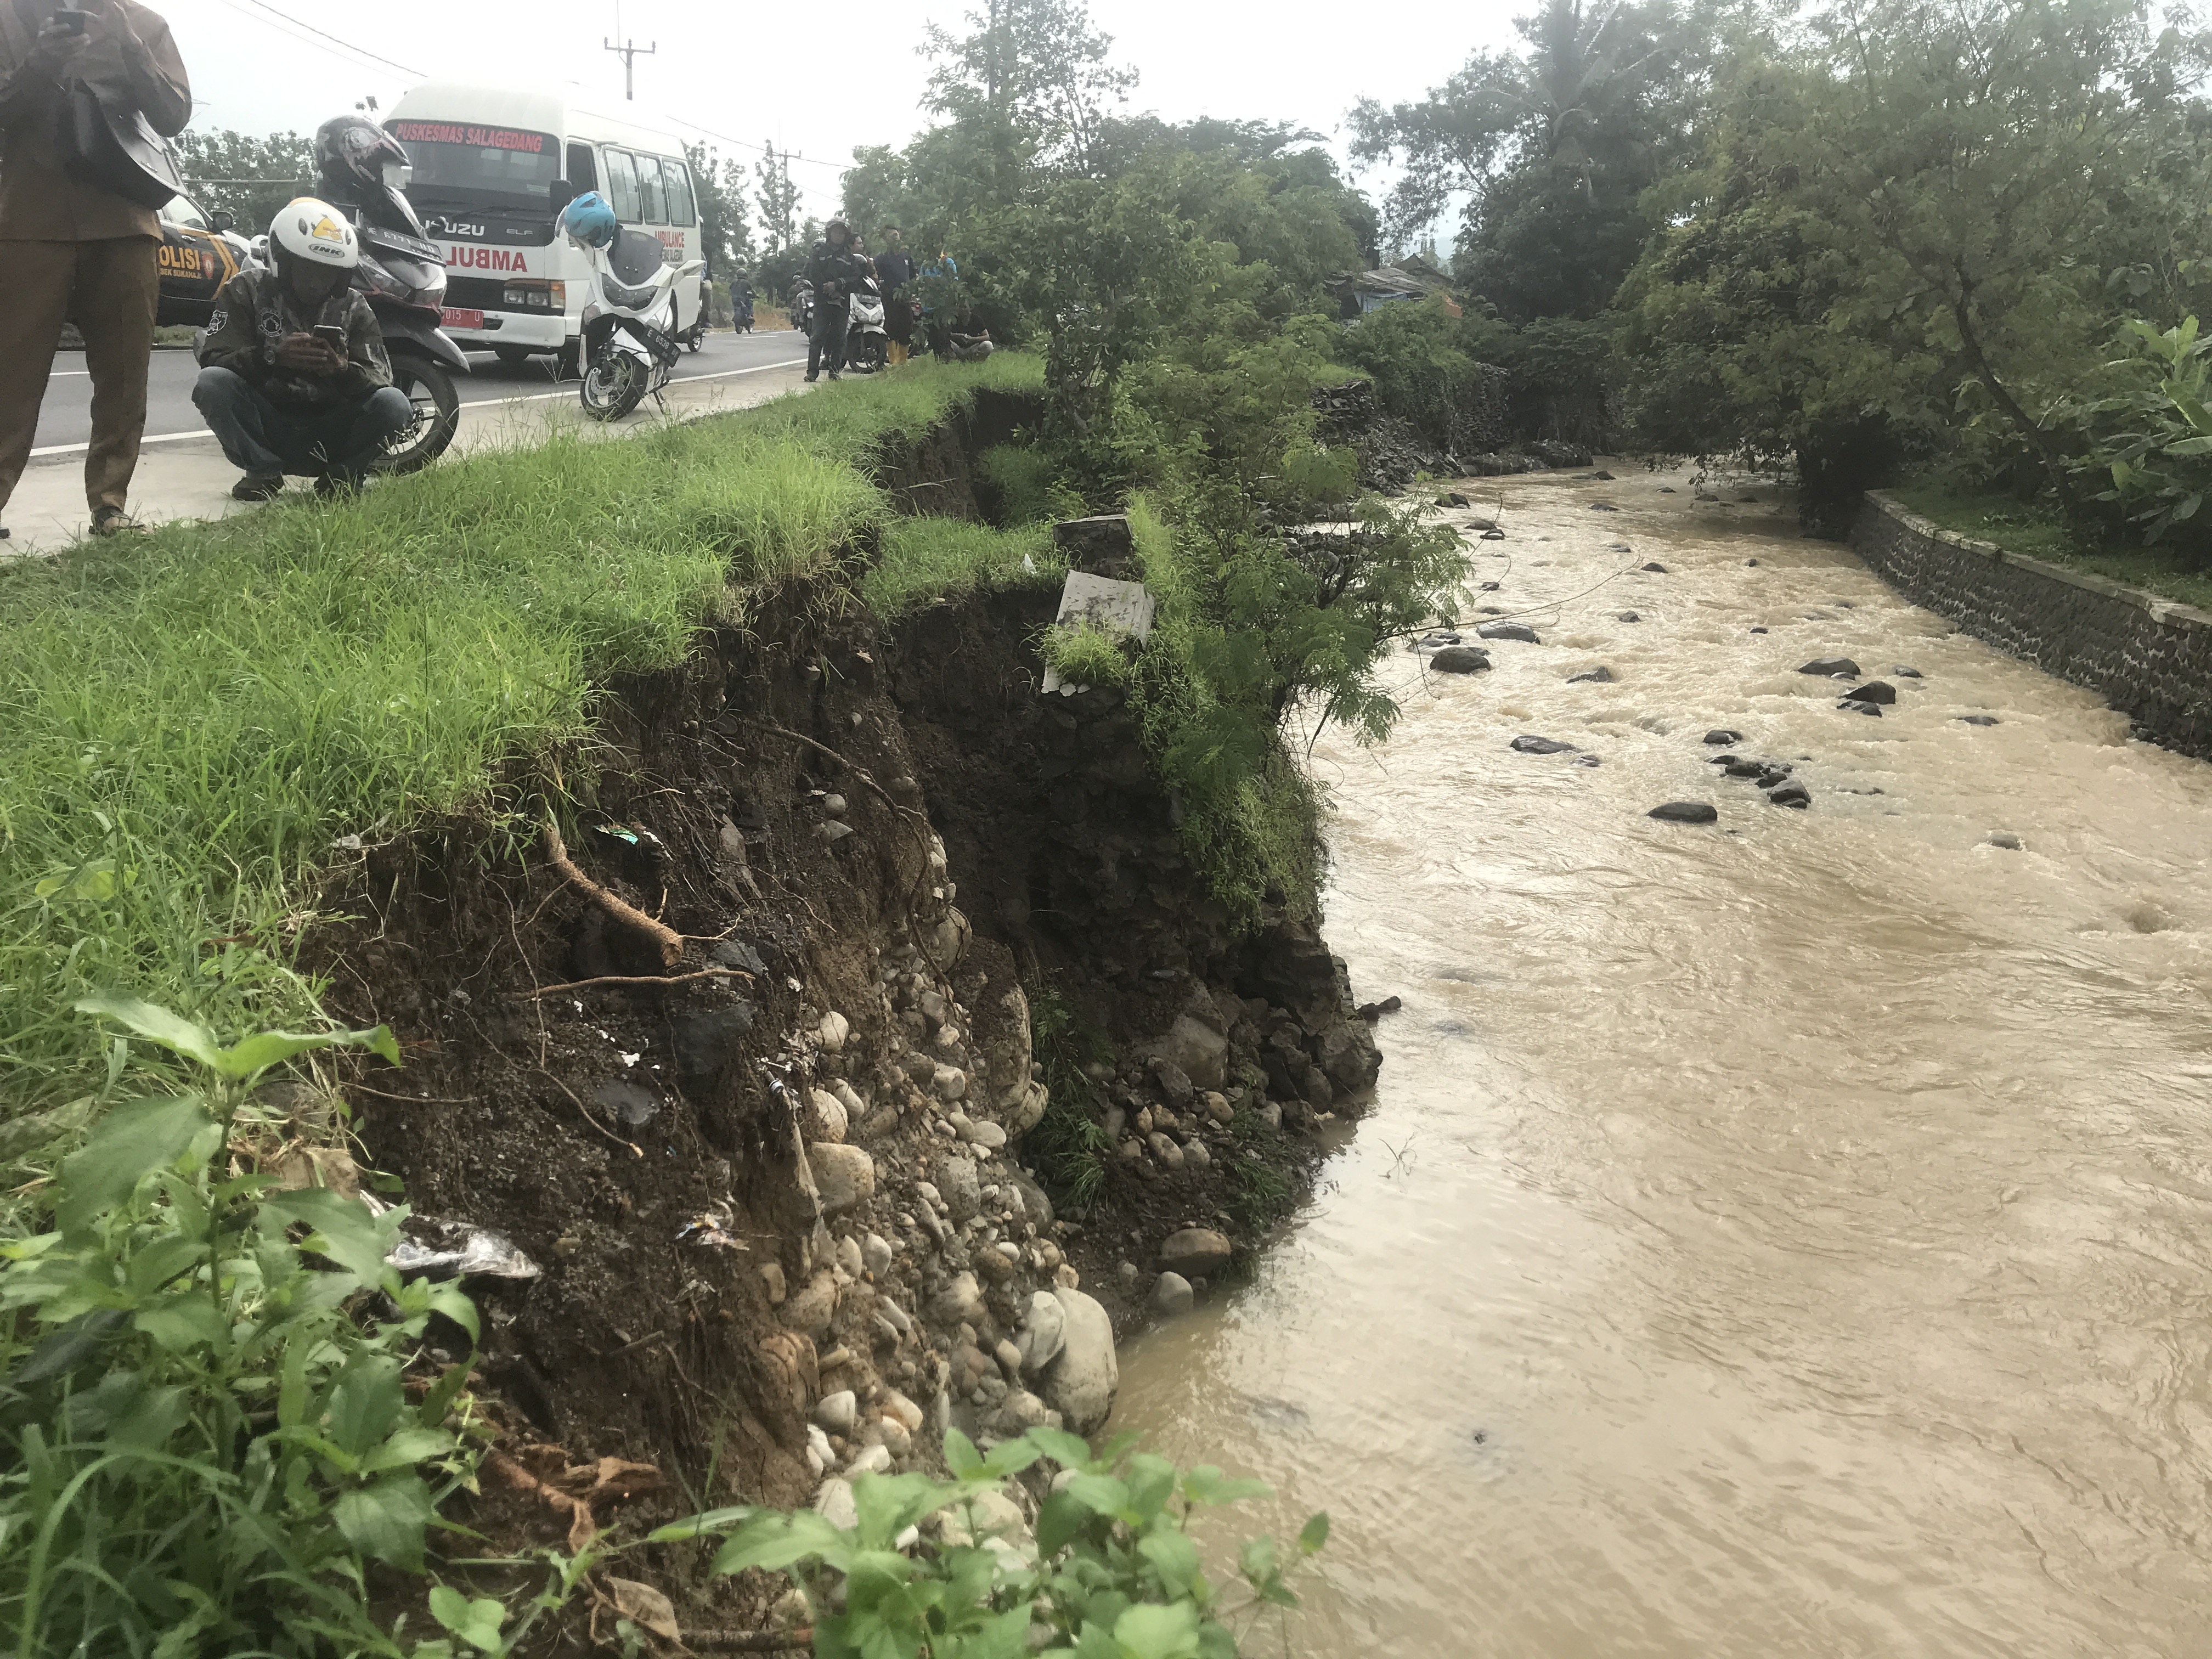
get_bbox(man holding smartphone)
[192,197,410,498]
[0,0,190,538]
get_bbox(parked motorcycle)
[557,191,706,422]
[790,278,815,341]
[844,275,887,374]
[312,115,469,472]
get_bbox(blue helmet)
[560,191,618,249]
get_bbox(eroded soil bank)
[1114,464,2212,1658]
[304,437,1379,1635]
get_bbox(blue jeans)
[192,368,414,484]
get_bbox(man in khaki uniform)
[0,0,189,538]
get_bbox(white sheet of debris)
[1041,572,1155,695]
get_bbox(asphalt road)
[28,327,807,454]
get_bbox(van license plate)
[441,307,484,330]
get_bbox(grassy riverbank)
[0,355,1046,1165]
[1889,482,2212,611]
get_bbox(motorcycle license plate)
[440,307,484,330]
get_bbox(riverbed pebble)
[1648,802,1720,823]
[1704,729,1742,745]
[814,1390,857,1434]
[1159,1227,1234,1276]
[810,1145,876,1215]
[1799,657,1861,677]
[1511,735,1581,754]
[1567,667,1616,684]
[1151,1272,1195,1317]
[1477,622,1542,644]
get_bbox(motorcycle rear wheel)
[381,356,460,473]
[580,348,648,421]
[847,335,886,374]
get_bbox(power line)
[202,0,421,80]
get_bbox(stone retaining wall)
[1852,491,2212,759]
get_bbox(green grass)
[1889,481,2212,611]
[0,356,1042,1163]
[864,516,1060,619]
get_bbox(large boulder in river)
[1841,680,1897,705]
[1510,735,1579,755]
[1430,645,1492,674]
[1037,1288,1117,1432]
[1648,802,1719,824]
[1477,621,1542,644]
[1798,657,1860,678]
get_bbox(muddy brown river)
[1113,469,2212,1657]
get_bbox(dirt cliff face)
[302,422,1381,1632]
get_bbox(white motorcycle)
[566,215,706,421]
[844,275,888,374]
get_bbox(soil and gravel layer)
[301,427,1385,1640]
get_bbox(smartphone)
[312,324,347,351]
[49,8,88,31]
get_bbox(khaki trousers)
[0,236,161,519]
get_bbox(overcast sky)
[161,0,1513,225]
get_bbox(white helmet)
[269,197,359,270]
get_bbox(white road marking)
[26,354,811,459]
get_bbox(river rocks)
[1477,622,1542,644]
[1147,1132,1185,1171]
[810,1145,875,1215]
[936,1153,981,1223]
[1842,680,1898,704]
[1588,501,1619,512]
[1704,729,1742,745]
[929,907,971,971]
[1017,1290,1066,1374]
[814,1477,859,1531]
[1567,666,1616,684]
[1839,698,1884,716]
[814,1389,857,1434]
[1987,831,2024,850]
[1799,657,1861,678]
[781,1272,839,1340]
[1641,561,1668,573]
[818,1011,851,1053]
[1617,611,1640,622]
[1510,735,1581,754]
[1766,781,1812,808]
[1429,645,1493,674]
[958,1117,1007,1150]
[1036,1288,1117,1432]
[1648,802,1719,823]
[1160,1015,1228,1090]
[1892,665,1923,678]
[1150,1272,1195,1317]
[1959,714,2000,726]
[807,1088,849,1144]
[1159,1227,1233,1277]
[759,1261,787,1304]
[932,1271,985,1328]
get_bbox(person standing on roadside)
[873,225,917,368]
[802,217,868,383]
[0,0,190,540]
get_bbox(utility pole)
[602,34,655,100]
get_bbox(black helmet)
[315,115,409,196]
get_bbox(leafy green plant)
[2049,315,2212,558]
[1040,620,1136,691]
[656,1426,1328,1659]
[0,997,481,1657]
[1023,990,1114,1215]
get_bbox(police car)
[155,193,255,328]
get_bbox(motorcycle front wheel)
[580,348,648,421]
[847,335,886,374]
[381,355,460,473]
